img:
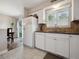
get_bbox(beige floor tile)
[23,46,47,59]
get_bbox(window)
[45,4,71,28]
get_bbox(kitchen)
[0,0,79,59]
[23,0,79,59]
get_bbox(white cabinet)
[45,33,69,58]
[72,0,79,20]
[70,35,79,59]
[35,32,79,59]
[46,34,56,53]
[55,38,69,58]
[35,32,45,50]
[30,10,45,24]
[35,32,69,58]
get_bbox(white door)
[24,24,33,47]
[70,35,79,59]
[35,32,45,50]
[24,17,38,47]
[55,38,69,58]
[46,36,56,53]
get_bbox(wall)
[0,14,17,29]
[0,14,12,29]
[0,15,18,53]
[0,29,7,53]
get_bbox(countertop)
[35,31,79,35]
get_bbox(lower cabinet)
[35,32,70,58]
[35,32,79,59]
[55,38,69,58]
[45,34,69,58]
[46,36,56,53]
[70,35,79,59]
[35,32,45,50]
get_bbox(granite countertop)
[35,31,79,35]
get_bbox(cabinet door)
[35,33,45,50]
[55,38,69,58]
[72,0,79,20]
[70,35,79,59]
[45,33,56,53]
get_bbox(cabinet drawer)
[46,33,69,39]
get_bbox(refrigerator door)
[24,17,38,47]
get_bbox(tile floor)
[23,46,47,59]
[0,46,64,59]
[0,46,23,59]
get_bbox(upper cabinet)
[70,35,79,59]
[30,10,45,24]
[35,32,45,50]
[72,0,79,20]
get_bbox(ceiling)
[0,0,24,16]
[23,0,49,9]
[0,0,50,16]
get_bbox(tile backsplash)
[38,21,79,33]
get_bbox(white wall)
[0,0,24,16]
[0,14,17,29]
[0,15,18,53]
[0,29,7,53]
[0,14,18,37]
[0,15,12,29]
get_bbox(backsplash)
[38,21,79,33]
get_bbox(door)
[45,33,56,53]
[35,32,45,50]
[46,36,56,53]
[70,35,79,59]
[55,38,69,58]
[24,24,33,47]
